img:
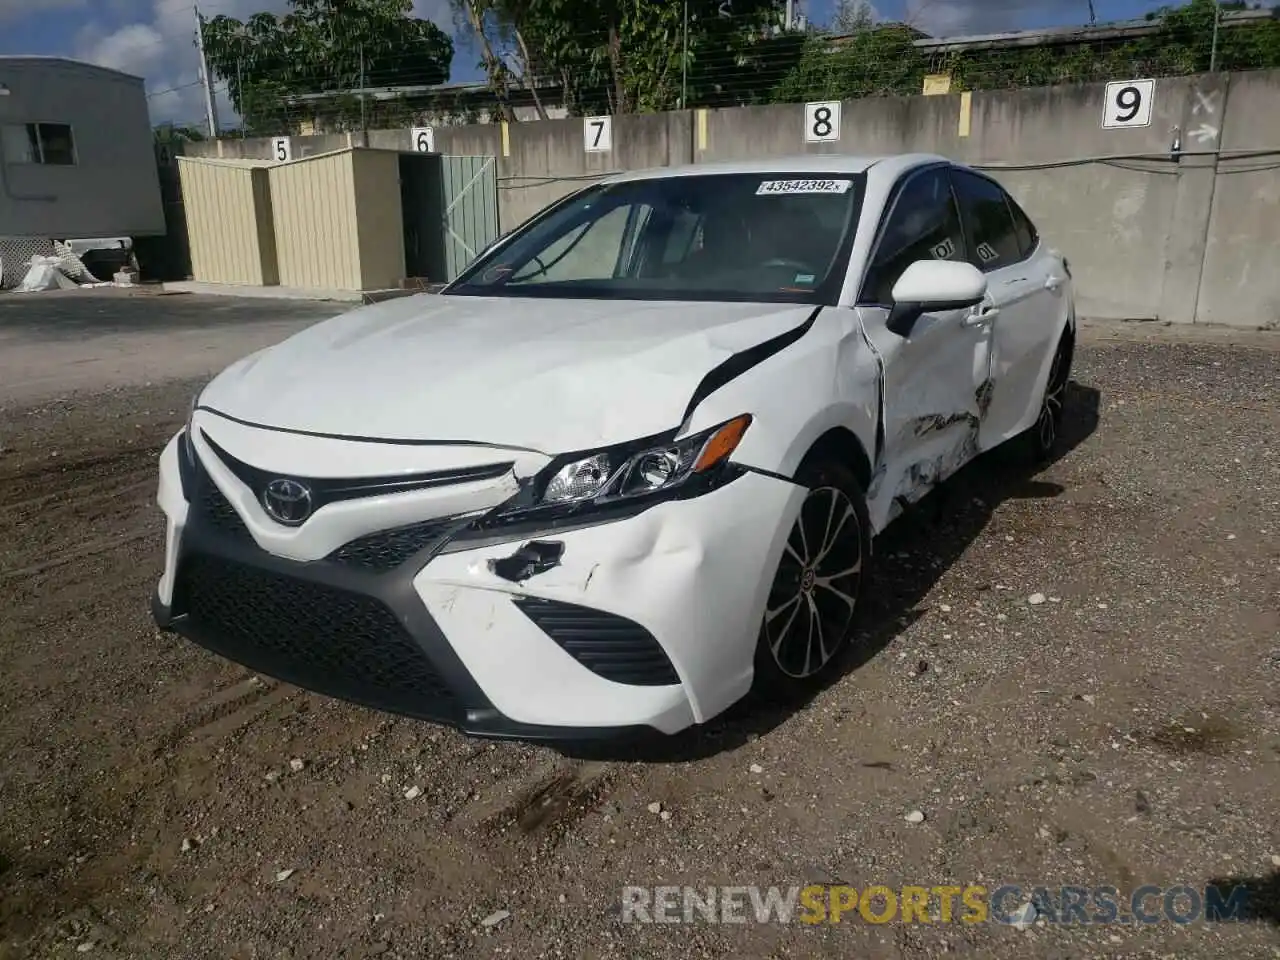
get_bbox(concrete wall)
[187,69,1280,326]
[0,58,165,238]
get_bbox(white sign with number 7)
[584,116,612,153]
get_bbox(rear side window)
[860,168,967,305]
[1007,194,1039,259]
[950,170,1021,271]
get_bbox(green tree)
[453,0,793,116]
[201,0,453,134]
[153,123,207,142]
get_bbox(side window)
[661,208,701,265]
[1006,194,1039,259]
[951,170,1021,271]
[860,168,966,305]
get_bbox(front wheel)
[752,458,872,700]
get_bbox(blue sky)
[0,0,1186,125]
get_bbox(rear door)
[857,165,992,530]
[949,169,1063,448]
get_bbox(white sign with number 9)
[804,101,841,143]
[411,126,435,153]
[1102,79,1154,129]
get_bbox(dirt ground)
[0,294,1278,959]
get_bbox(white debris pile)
[14,244,111,293]
[9,239,140,293]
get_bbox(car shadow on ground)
[555,380,1102,764]
[1205,870,1280,925]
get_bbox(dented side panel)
[684,307,881,485]
[857,305,992,532]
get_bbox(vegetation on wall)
[773,0,1280,104]
[449,0,804,117]
[201,0,454,134]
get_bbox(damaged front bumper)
[152,430,805,740]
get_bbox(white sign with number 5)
[1102,79,1154,129]
[411,127,435,153]
[584,116,612,153]
[271,136,293,162]
[804,101,841,143]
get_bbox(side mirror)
[886,260,987,337]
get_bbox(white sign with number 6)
[411,126,435,153]
[584,116,612,153]
[271,136,293,162]
[1102,79,1154,129]
[804,101,841,143]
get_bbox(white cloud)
[904,0,1086,36]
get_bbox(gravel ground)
[0,315,1278,959]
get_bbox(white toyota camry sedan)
[152,153,1076,740]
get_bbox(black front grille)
[512,597,679,687]
[327,520,455,571]
[174,554,455,716]
[196,469,253,541]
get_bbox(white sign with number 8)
[411,126,435,153]
[584,116,612,153]
[804,101,841,143]
[1102,79,1154,129]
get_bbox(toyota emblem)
[261,478,313,526]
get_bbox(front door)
[855,166,992,531]
[949,170,1066,449]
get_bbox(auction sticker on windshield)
[756,179,853,195]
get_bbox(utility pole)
[359,43,368,142]
[1087,0,1096,26]
[194,5,220,137]
[785,0,794,31]
[681,0,689,108]
[1209,0,1221,72]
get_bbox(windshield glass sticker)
[794,273,816,284]
[756,179,853,196]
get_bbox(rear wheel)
[1022,331,1073,462]
[753,458,872,699]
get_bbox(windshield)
[447,172,866,304]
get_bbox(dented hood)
[199,293,815,453]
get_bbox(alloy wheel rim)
[763,486,863,679]
[1037,347,1067,450]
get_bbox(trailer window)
[1,123,76,165]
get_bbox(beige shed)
[268,148,406,293]
[176,156,277,286]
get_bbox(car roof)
[602,153,955,189]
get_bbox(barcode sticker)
[756,179,853,196]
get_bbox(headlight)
[530,414,752,511]
[177,389,202,499]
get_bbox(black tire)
[1020,330,1073,463]
[752,456,873,700]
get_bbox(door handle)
[1045,275,1065,291]
[963,305,999,327]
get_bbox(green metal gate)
[440,155,498,280]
